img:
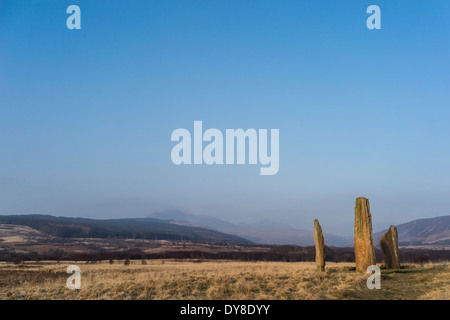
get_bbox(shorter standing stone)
[379,225,400,269]
[313,219,325,271]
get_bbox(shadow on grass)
[382,264,448,275]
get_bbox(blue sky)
[1,1,450,235]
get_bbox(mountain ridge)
[0,214,251,244]
[374,215,450,247]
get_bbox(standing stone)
[354,197,376,272]
[313,219,325,271]
[379,225,400,269]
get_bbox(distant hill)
[0,215,251,244]
[147,210,352,246]
[149,210,237,230]
[374,215,450,247]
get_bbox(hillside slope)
[374,215,450,246]
[0,215,251,244]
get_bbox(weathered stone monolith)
[313,219,325,271]
[379,225,400,269]
[354,197,376,272]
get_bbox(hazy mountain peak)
[148,209,189,221]
[147,210,238,230]
[147,210,350,246]
[237,219,295,230]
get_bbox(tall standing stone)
[313,219,325,271]
[379,225,400,269]
[354,197,376,272]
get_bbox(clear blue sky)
[1,1,449,235]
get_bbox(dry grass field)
[0,260,448,300]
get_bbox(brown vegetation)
[0,260,448,300]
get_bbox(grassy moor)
[0,260,448,300]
